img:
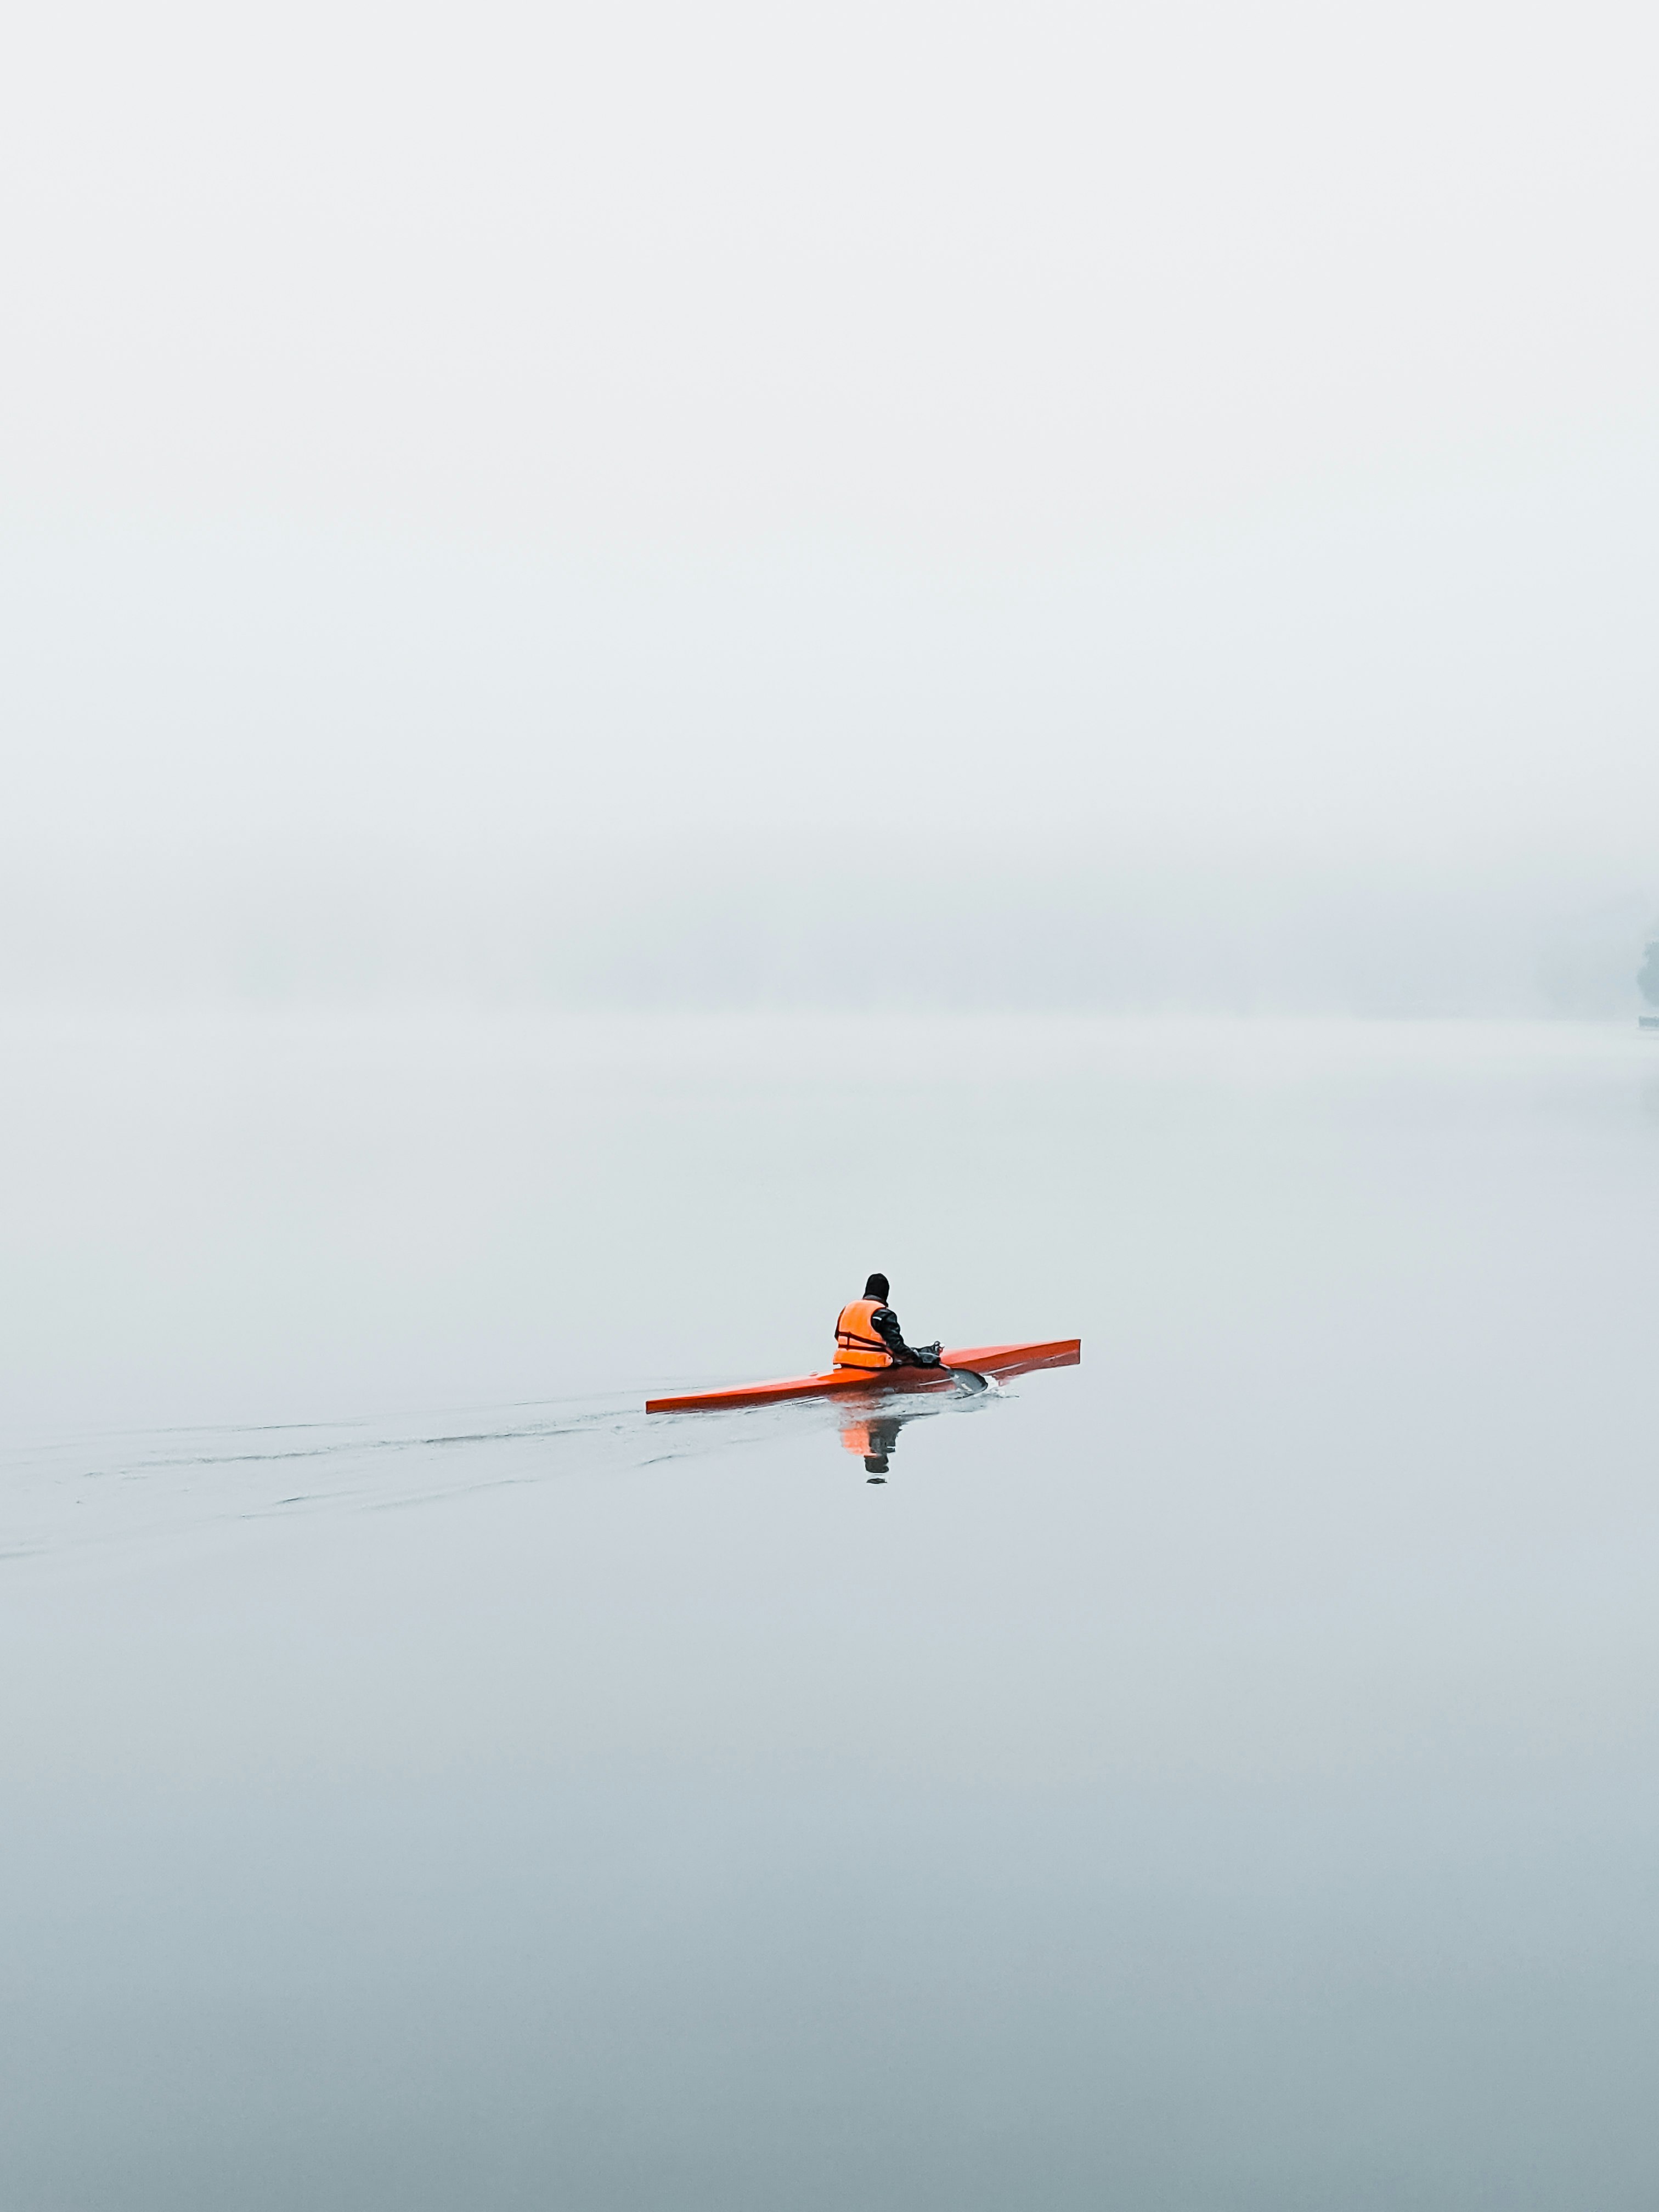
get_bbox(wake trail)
[1,1382,1005,1566]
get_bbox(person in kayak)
[833,1274,943,1370]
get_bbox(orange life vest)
[833,1299,892,1368]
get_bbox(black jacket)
[869,1305,934,1366]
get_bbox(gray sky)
[3,0,1656,1005]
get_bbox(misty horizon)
[1,834,1650,1017]
[6,454,1657,1018]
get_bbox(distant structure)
[1640,937,1659,1029]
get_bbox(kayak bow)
[645,1338,1080,1414]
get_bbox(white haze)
[9,19,1659,2199]
[3,0,1657,1005]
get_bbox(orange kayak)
[645,1338,1080,1414]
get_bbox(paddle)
[945,1364,991,1392]
[909,1345,990,1393]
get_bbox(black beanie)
[864,1273,890,1300]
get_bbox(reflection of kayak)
[645,1339,1080,1414]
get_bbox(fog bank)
[5,0,1657,1019]
[4,473,1656,1017]
[0,838,1649,1018]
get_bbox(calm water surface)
[3,1012,1658,2209]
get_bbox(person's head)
[864,1272,890,1301]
